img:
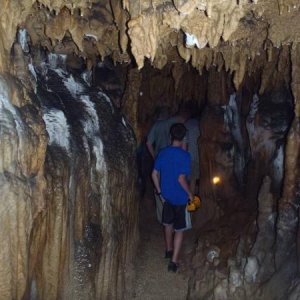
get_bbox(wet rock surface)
[0,56,138,299]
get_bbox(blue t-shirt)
[154,146,191,205]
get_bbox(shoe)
[165,250,173,259]
[168,261,178,273]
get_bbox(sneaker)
[165,250,173,259]
[168,261,178,273]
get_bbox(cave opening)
[1,1,300,300]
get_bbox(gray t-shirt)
[147,117,177,156]
[185,118,200,162]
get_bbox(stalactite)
[233,53,247,90]
[0,0,299,74]
[173,0,198,15]
[127,13,158,69]
[177,44,192,63]
[110,0,129,53]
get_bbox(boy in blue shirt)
[152,123,193,272]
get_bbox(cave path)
[131,189,196,300]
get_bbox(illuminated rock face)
[0,55,138,299]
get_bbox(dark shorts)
[162,202,187,231]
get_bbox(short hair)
[170,123,187,142]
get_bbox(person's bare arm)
[152,169,166,203]
[178,174,193,201]
[152,169,161,194]
[146,142,155,159]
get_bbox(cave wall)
[0,45,138,299]
[187,47,299,300]
[0,74,47,299]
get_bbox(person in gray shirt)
[185,118,200,194]
[147,105,190,223]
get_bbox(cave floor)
[131,188,197,300]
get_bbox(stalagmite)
[250,176,276,281]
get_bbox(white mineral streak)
[30,279,37,300]
[80,96,99,134]
[48,53,67,69]
[84,33,98,41]
[82,135,90,163]
[81,70,92,86]
[98,91,114,112]
[53,66,107,177]
[54,67,107,177]
[63,74,84,97]
[18,28,29,53]
[207,246,220,262]
[0,77,23,138]
[244,256,259,283]
[246,93,259,138]
[224,93,245,178]
[28,63,37,82]
[78,95,109,238]
[246,94,261,156]
[79,95,105,172]
[185,33,201,48]
[42,108,70,152]
[122,116,127,127]
[272,145,284,183]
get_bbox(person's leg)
[162,202,175,254]
[164,224,174,252]
[171,230,184,263]
[155,193,163,223]
[170,205,187,264]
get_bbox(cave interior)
[1,0,300,299]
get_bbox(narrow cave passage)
[2,46,299,300]
[127,48,295,299]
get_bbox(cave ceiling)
[1,0,300,88]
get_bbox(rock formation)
[0,0,300,299]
